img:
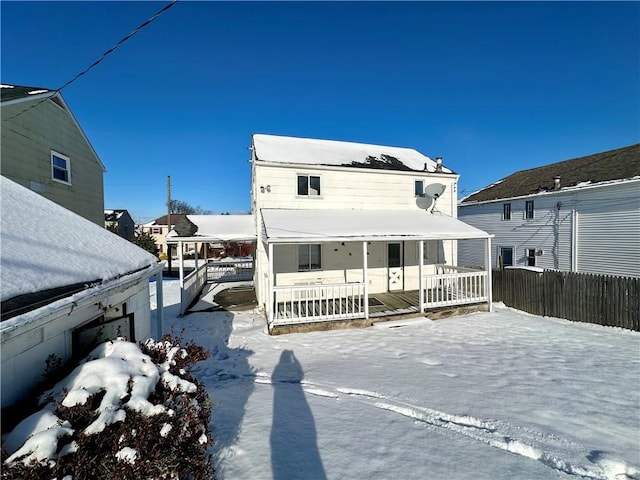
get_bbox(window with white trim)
[525,200,534,219]
[499,246,514,267]
[298,244,322,271]
[414,180,424,196]
[297,174,321,196]
[51,151,71,184]
[503,203,511,220]
[526,248,536,267]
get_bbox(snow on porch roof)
[166,214,256,242]
[261,209,491,243]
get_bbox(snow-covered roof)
[261,209,490,243]
[1,177,159,308]
[252,134,454,174]
[166,214,256,242]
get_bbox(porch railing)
[422,265,488,308]
[206,259,254,283]
[180,263,209,315]
[272,282,366,325]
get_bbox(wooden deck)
[368,290,420,317]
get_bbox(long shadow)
[271,350,326,480]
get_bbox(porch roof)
[166,214,256,243]
[261,209,491,243]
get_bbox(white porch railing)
[422,265,488,308]
[180,263,209,315]
[206,259,254,282]
[272,282,366,326]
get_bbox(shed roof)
[0,84,55,102]
[461,143,640,204]
[252,134,454,174]
[1,177,159,318]
[166,214,256,242]
[261,209,490,243]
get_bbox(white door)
[387,242,404,291]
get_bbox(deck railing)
[206,259,254,283]
[272,282,366,325]
[180,263,209,315]
[422,265,488,308]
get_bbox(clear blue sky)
[2,1,638,224]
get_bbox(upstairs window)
[51,151,71,184]
[503,203,511,220]
[414,180,424,196]
[298,244,322,271]
[297,175,321,196]
[525,200,534,219]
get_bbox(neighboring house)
[0,177,164,408]
[458,143,640,277]
[1,84,106,226]
[141,214,197,256]
[105,209,135,241]
[167,134,493,332]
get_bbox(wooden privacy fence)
[492,269,640,331]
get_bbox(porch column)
[485,236,493,312]
[178,241,184,288]
[194,243,199,270]
[362,241,369,319]
[268,242,274,325]
[155,267,164,339]
[419,240,424,313]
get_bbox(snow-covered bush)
[1,334,215,480]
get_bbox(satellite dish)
[424,183,446,199]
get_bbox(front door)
[387,242,404,291]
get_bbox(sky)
[2,1,639,224]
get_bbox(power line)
[2,0,178,122]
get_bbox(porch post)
[485,236,493,312]
[419,240,424,313]
[178,241,185,289]
[155,267,164,339]
[268,242,274,325]
[194,243,199,270]
[363,241,369,319]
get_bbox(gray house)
[105,209,135,241]
[1,84,105,225]
[458,144,640,278]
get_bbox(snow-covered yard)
[152,279,639,480]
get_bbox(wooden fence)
[492,269,639,331]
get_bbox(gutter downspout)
[486,236,493,312]
[571,201,578,272]
[154,264,164,339]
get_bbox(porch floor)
[368,290,420,317]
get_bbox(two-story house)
[458,143,640,277]
[168,134,493,333]
[1,84,105,225]
[105,209,135,241]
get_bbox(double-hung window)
[297,174,321,196]
[525,200,534,219]
[503,203,511,220]
[298,244,322,271]
[51,151,71,184]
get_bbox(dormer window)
[51,151,71,184]
[297,174,321,196]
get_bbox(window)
[51,151,71,184]
[414,180,424,196]
[525,200,534,219]
[500,246,514,267]
[503,203,511,220]
[297,175,321,196]
[527,248,536,267]
[298,244,322,271]
[151,227,162,234]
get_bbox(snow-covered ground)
[151,279,640,480]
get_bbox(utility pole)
[167,175,172,275]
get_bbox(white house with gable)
[1,176,164,407]
[165,134,493,334]
[458,143,640,277]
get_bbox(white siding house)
[165,134,493,333]
[1,177,164,407]
[458,144,640,277]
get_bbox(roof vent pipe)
[435,157,443,173]
[553,176,561,189]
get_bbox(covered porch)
[260,209,493,332]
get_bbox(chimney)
[435,157,443,173]
[553,176,561,190]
